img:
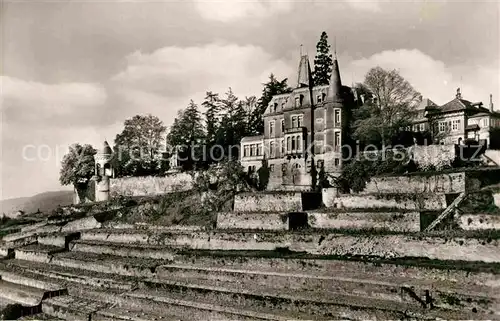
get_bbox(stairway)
[1,203,500,320]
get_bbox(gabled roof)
[416,98,437,110]
[439,98,474,113]
[241,135,264,143]
[431,98,490,115]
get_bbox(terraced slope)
[1,221,499,320]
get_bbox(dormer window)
[322,93,326,101]
[300,95,304,105]
[317,95,322,103]
[273,102,278,112]
[295,97,300,108]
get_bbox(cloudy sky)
[1,0,499,200]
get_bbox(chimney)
[490,94,494,112]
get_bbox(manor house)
[240,54,358,190]
[411,90,500,147]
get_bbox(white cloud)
[1,76,107,125]
[112,42,294,125]
[344,0,382,12]
[193,0,292,22]
[345,49,499,106]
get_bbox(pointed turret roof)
[296,55,312,88]
[100,140,113,155]
[327,56,343,102]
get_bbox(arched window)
[294,163,301,169]
[291,136,296,151]
[287,137,291,151]
[297,136,301,151]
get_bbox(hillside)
[0,190,73,216]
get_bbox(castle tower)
[327,54,343,103]
[94,140,113,202]
[297,54,313,88]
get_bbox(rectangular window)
[317,95,322,103]
[270,141,275,157]
[281,119,285,132]
[292,116,298,128]
[452,120,460,131]
[482,118,489,127]
[295,97,300,107]
[298,115,303,127]
[439,122,446,133]
[270,164,275,172]
[269,121,275,136]
[244,145,249,157]
[334,132,341,151]
[258,144,263,156]
[334,158,340,167]
[419,123,425,132]
[281,139,285,153]
[334,110,341,126]
[250,144,256,156]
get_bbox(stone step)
[0,265,66,293]
[2,259,136,291]
[5,252,496,320]
[42,294,182,320]
[14,247,498,316]
[42,294,110,320]
[126,282,486,320]
[152,263,499,315]
[14,244,67,263]
[1,260,319,320]
[79,228,500,263]
[17,313,64,320]
[2,224,62,247]
[0,279,48,306]
[69,239,176,260]
[38,232,80,248]
[69,238,500,289]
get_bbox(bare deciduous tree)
[354,67,422,147]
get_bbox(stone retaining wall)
[324,193,446,211]
[363,172,466,194]
[308,212,420,232]
[217,212,288,230]
[110,173,194,197]
[458,214,500,231]
[81,229,500,263]
[233,192,302,212]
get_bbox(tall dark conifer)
[313,31,333,86]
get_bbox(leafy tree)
[248,74,291,134]
[353,67,422,147]
[114,114,167,177]
[59,143,96,203]
[312,31,333,86]
[167,100,206,170]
